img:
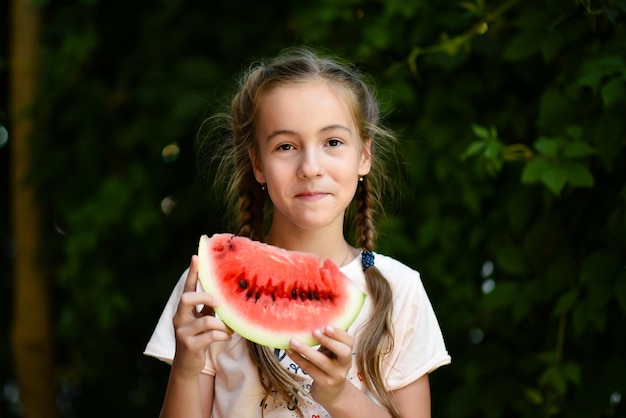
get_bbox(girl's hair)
[199,47,401,418]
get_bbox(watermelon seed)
[239,279,248,289]
[291,290,297,299]
[307,292,314,300]
[312,292,319,300]
[300,291,306,301]
[255,292,261,302]
[246,290,252,299]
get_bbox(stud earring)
[261,183,266,191]
[358,176,364,182]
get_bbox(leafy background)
[2,0,625,417]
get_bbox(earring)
[358,176,364,182]
[261,183,266,191]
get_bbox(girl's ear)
[358,138,372,177]
[248,147,267,184]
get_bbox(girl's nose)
[298,147,323,179]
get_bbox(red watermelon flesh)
[197,233,366,348]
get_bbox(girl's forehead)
[262,79,341,98]
[256,81,356,127]
[257,80,356,117]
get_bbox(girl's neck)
[266,225,357,267]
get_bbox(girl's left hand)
[286,325,354,406]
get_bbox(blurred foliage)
[2,0,626,417]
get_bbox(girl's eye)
[278,143,294,151]
[327,138,342,147]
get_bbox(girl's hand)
[286,325,354,407]
[171,255,233,379]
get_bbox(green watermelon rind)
[197,234,366,349]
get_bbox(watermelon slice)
[197,233,366,348]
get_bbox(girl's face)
[251,80,371,234]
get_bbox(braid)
[247,343,305,416]
[355,177,376,251]
[355,176,401,418]
[237,170,265,242]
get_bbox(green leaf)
[541,166,568,195]
[503,30,541,61]
[460,140,486,160]
[580,250,616,283]
[565,125,583,141]
[562,141,596,158]
[483,139,503,161]
[563,162,594,187]
[540,31,564,63]
[601,77,625,108]
[534,137,562,158]
[495,245,526,275]
[472,124,491,139]
[521,158,551,184]
[524,388,543,405]
[553,288,580,317]
[577,55,625,91]
[576,71,605,91]
[562,362,581,386]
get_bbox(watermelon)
[197,233,366,348]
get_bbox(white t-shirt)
[145,252,451,417]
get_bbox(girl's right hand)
[171,255,233,379]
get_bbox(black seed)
[312,292,319,300]
[239,280,248,289]
[307,292,314,300]
[246,290,252,298]
[300,291,306,300]
[292,289,297,299]
[255,292,260,302]
[271,293,276,302]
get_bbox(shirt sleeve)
[382,266,451,391]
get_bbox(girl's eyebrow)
[265,124,352,142]
[321,124,352,135]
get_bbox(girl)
[145,47,450,418]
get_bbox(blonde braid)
[355,176,401,418]
[237,170,265,242]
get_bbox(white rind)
[196,234,366,349]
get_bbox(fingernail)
[326,325,335,333]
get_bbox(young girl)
[145,47,450,418]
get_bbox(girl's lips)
[296,191,328,201]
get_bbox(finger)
[179,291,220,311]
[183,255,200,293]
[288,339,327,368]
[320,325,353,346]
[312,326,353,361]
[286,341,333,383]
[174,292,220,325]
[285,344,315,374]
[179,315,234,338]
